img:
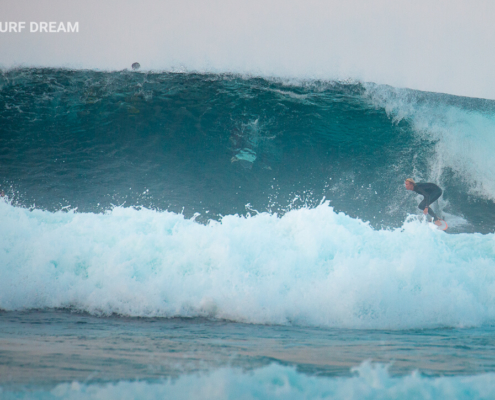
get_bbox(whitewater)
[2,199,495,329]
[3,363,495,400]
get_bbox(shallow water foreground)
[1,310,495,399]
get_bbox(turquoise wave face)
[1,69,494,232]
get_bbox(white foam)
[3,362,495,400]
[1,0,495,99]
[2,201,495,329]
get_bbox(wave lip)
[365,84,495,203]
[2,201,495,329]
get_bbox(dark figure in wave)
[405,178,443,226]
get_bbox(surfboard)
[434,219,448,231]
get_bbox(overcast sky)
[1,0,494,99]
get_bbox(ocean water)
[1,69,495,399]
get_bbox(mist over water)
[2,0,495,100]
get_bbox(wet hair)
[405,178,415,185]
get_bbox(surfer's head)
[405,178,415,190]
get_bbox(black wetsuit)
[413,183,442,221]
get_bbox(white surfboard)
[434,219,448,231]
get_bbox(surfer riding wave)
[405,178,443,226]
